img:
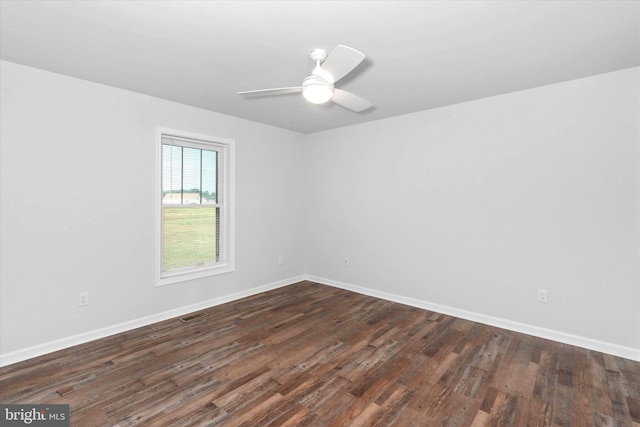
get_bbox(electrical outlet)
[78,292,89,307]
[278,255,285,265]
[344,258,350,268]
[537,289,548,303]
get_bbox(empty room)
[1,1,639,425]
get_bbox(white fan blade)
[332,89,372,112]
[319,45,366,84]
[237,87,302,96]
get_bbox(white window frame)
[155,127,235,287]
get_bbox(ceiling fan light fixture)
[302,76,334,104]
[238,45,372,112]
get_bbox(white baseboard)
[3,274,638,366]
[306,275,640,362]
[0,275,306,367]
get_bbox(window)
[156,128,234,286]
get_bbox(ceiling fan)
[237,45,373,112]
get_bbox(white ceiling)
[1,1,639,134]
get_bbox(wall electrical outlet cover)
[78,292,89,307]
[537,289,548,303]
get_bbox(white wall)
[2,61,639,364]
[0,61,306,361]
[305,67,640,357]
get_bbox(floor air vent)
[179,312,208,323]
[57,385,74,396]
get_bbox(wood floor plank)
[1,281,639,426]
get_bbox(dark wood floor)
[1,281,639,426]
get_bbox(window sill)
[155,263,235,287]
